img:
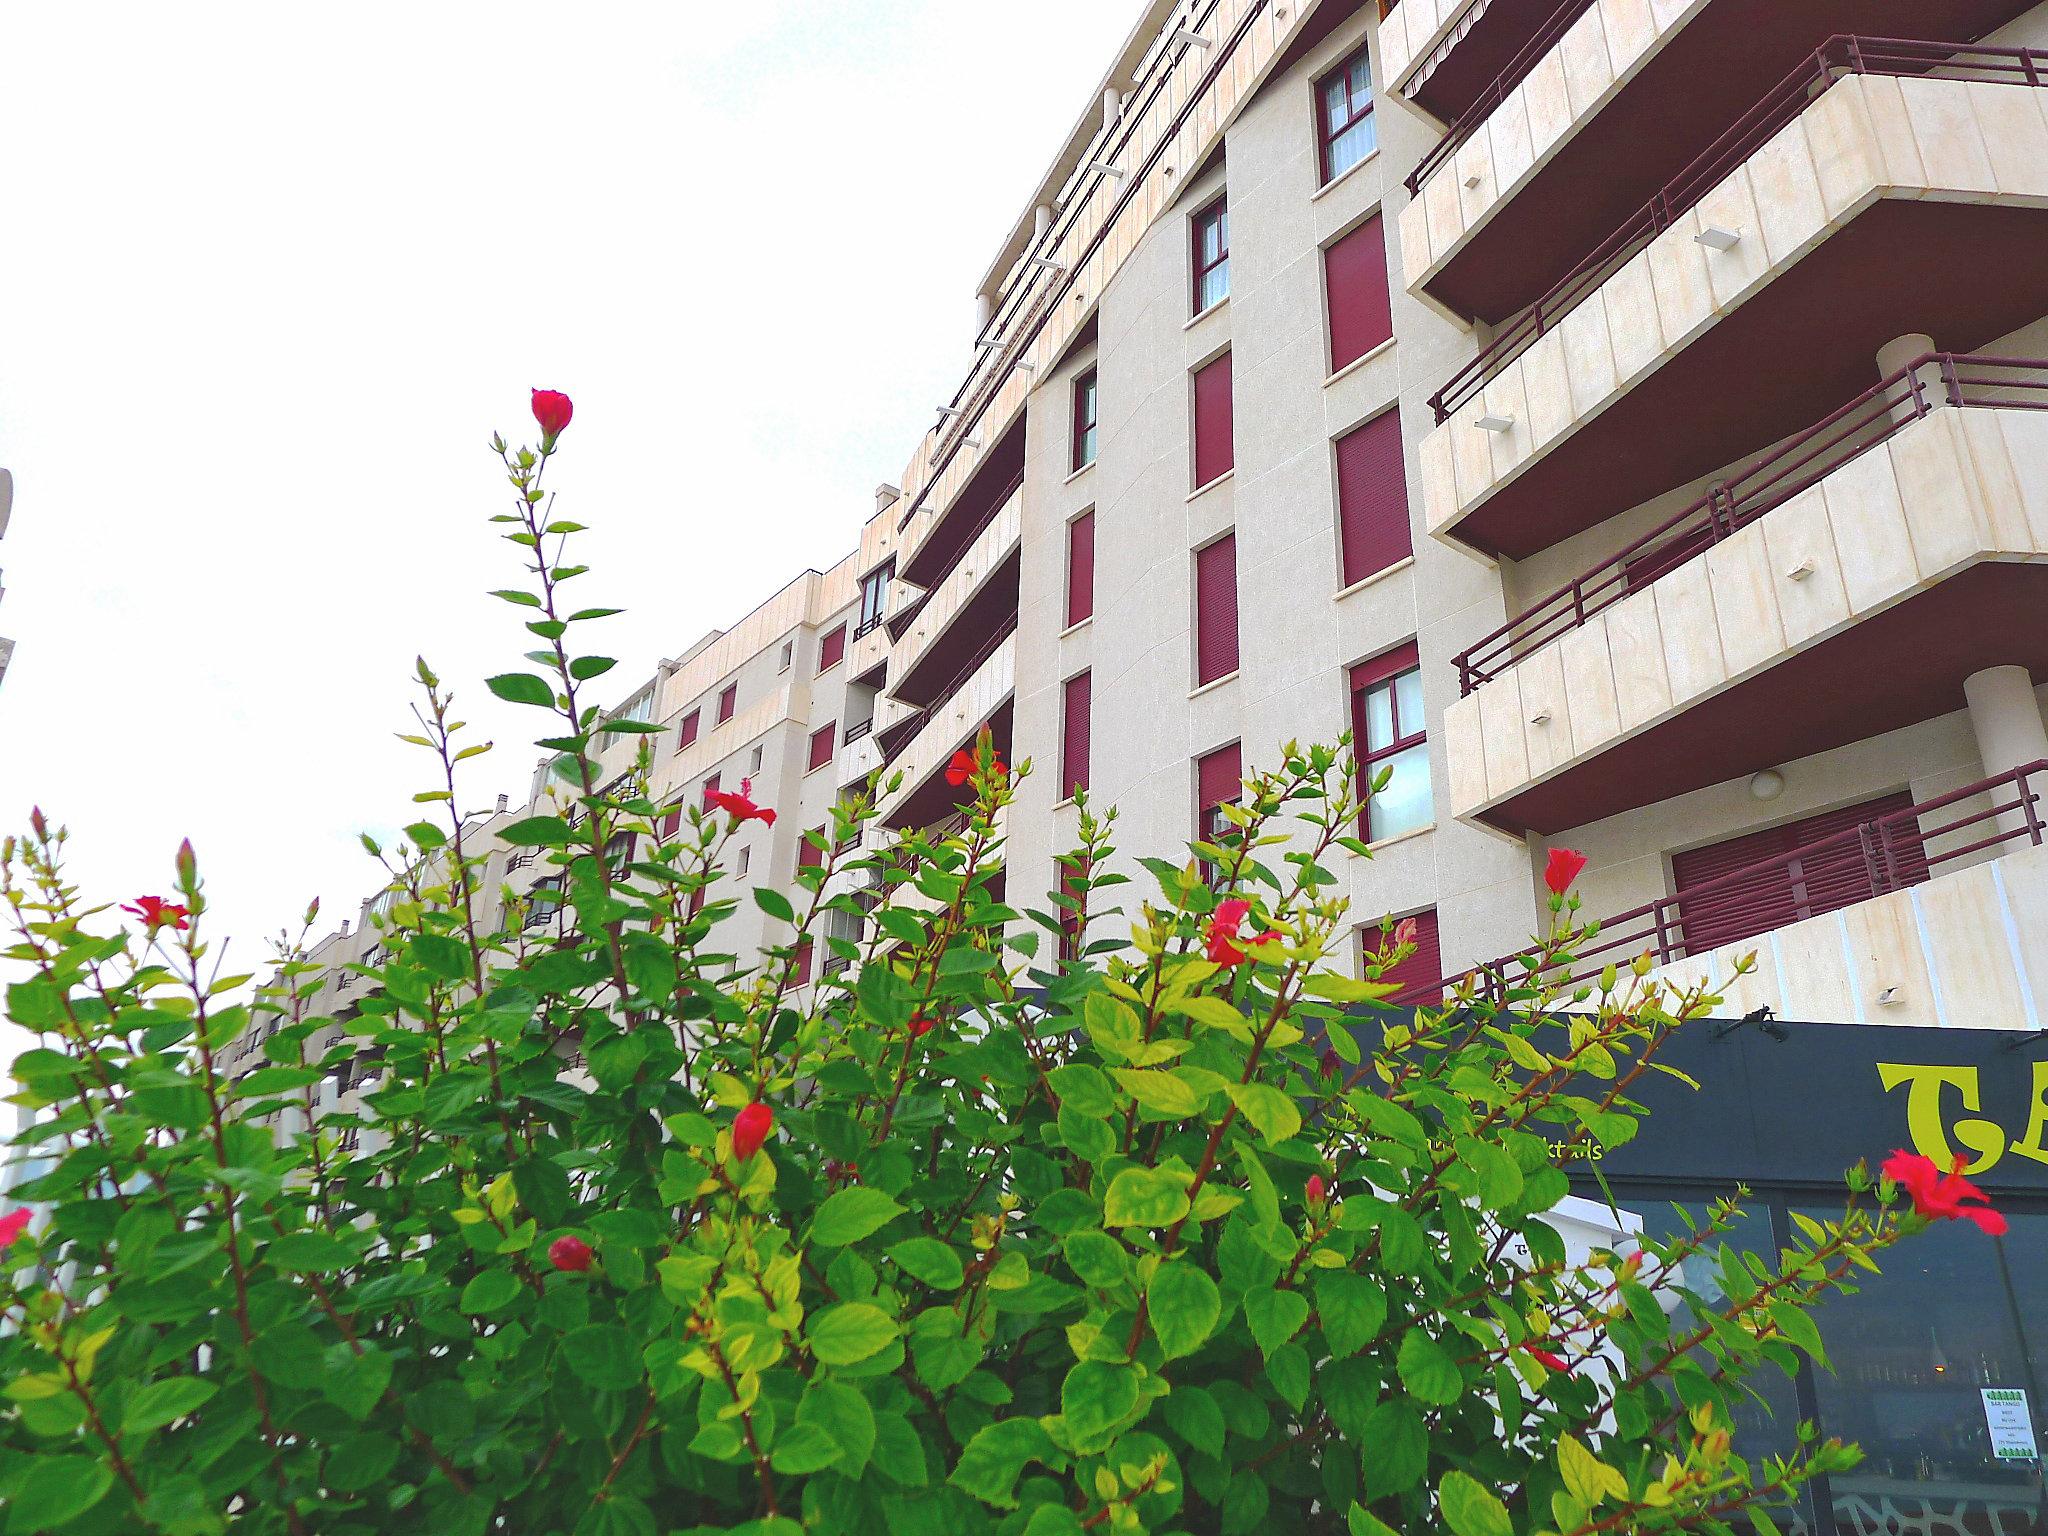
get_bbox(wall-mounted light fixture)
[1474,412,1515,433]
[1694,225,1743,251]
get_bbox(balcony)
[890,491,1022,705]
[1409,761,2048,1022]
[1399,7,2035,326]
[1382,0,1584,127]
[875,631,1016,830]
[1416,42,2048,561]
[1442,387,2048,834]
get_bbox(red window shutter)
[1335,410,1411,587]
[1197,742,1242,814]
[717,684,737,724]
[1670,792,1930,956]
[1325,216,1393,373]
[818,624,846,672]
[808,723,835,771]
[1062,671,1092,800]
[659,804,682,838]
[799,827,824,871]
[793,938,814,985]
[702,773,721,805]
[1066,512,1095,628]
[1377,908,1443,1004]
[1350,639,1420,696]
[1194,533,1240,686]
[678,710,700,748]
[1193,353,1234,488]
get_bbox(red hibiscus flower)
[908,1016,936,1040]
[123,896,191,932]
[946,747,1008,788]
[732,1102,774,1162]
[531,389,573,449]
[1544,848,1589,897]
[1529,1347,1572,1374]
[547,1235,593,1273]
[1305,1174,1329,1207]
[0,1209,30,1249]
[706,778,776,827]
[1882,1149,2008,1236]
[1205,899,1281,967]
[1394,916,1419,949]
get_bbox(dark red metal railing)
[1453,354,2048,694]
[1391,761,2048,1005]
[1426,37,2048,424]
[1405,0,1597,195]
[876,616,1018,768]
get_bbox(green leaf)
[1225,1081,1301,1143]
[1244,1287,1309,1359]
[1146,1264,1220,1361]
[1267,1341,1311,1410]
[8,1455,113,1529]
[1047,1063,1115,1117]
[422,1071,489,1126]
[1347,1505,1400,1536]
[123,1376,217,1434]
[325,1433,400,1493]
[459,1269,524,1316]
[1396,1329,1463,1406]
[1061,1230,1130,1291]
[1438,1471,1513,1536]
[1455,1138,1525,1211]
[501,815,573,847]
[561,1324,642,1390]
[886,1237,964,1290]
[1559,1433,1627,1507]
[1060,1360,1138,1447]
[1360,1399,1428,1497]
[321,1342,394,1422]
[949,1416,1057,1509]
[810,1187,905,1248]
[753,887,797,924]
[1103,1167,1191,1228]
[265,1231,350,1273]
[1315,1273,1388,1358]
[797,1380,875,1479]
[768,1422,841,1476]
[1163,1382,1226,1456]
[1112,1067,1199,1117]
[1023,1507,1086,1536]
[486,672,556,707]
[807,1303,896,1366]
[568,655,618,680]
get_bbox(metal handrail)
[878,619,1019,768]
[1453,354,2048,693]
[1397,760,2048,1005]
[844,719,875,744]
[1426,37,2048,423]
[1405,0,1597,194]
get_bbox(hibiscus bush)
[0,395,1986,1536]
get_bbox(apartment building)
[267,1,2048,1517]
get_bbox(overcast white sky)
[0,2,1138,1023]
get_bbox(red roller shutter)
[1193,353,1234,488]
[1670,791,1931,955]
[1335,410,1410,588]
[1194,533,1239,686]
[808,723,835,771]
[799,826,825,871]
[659,804,683,838]
[1326,215,1393,373]
[792,938,814,986]
[1198,742,1242,816]
[1062,671,1092,800]
[678,710,700,749]
[717,683,737,724]
[702,773,721,805]
[1376,908,1443,1004]
[1067,511,1095,627]
[818,624,846,672]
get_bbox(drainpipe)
[1876,333,1939,425]
[1964,665,2048,839]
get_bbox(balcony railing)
[1426,37,2048,422]
[1453,354,2048,693]
[844,719,875,744]
[877,617,1018,768]
[1404,0,1596,195]
[1398,760,2048,1004]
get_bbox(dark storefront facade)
[1587,1019,2048,1536]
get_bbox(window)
[659,802,683,838]
[857,560,894,637]
[1325,214,1392,373]
[603,830,635,875]
[779,640,794,672]
[1196,741,1243,854]
[1072,369,1100,471]
[678,709,700,749]
[818,623,846,673]
[1062,671,1092,802]
[716,683,737,724]
[1335,409,1410,587]
[703,772,721,805]
[736,847,751,876]
[798,826,825,872]
[1318,44,1376,184]
[1351,643,1431,842]
[1670,792,1931,957]
[1365,907,1442,1003]
[1066,511,1095,628]
[1192,197,1230,313]
[1194,533,1239,687]
[792,938,814,986]
[526,877,563,931]
[808,723,835,772]
[749,743,764,775]
[1193,352,1234,488]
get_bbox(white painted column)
[1965,665,2048,838]
[1102,87,1123,129]
[1876,332,1939,424]
[974,292,995,335]
[1033,203,1055,240]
